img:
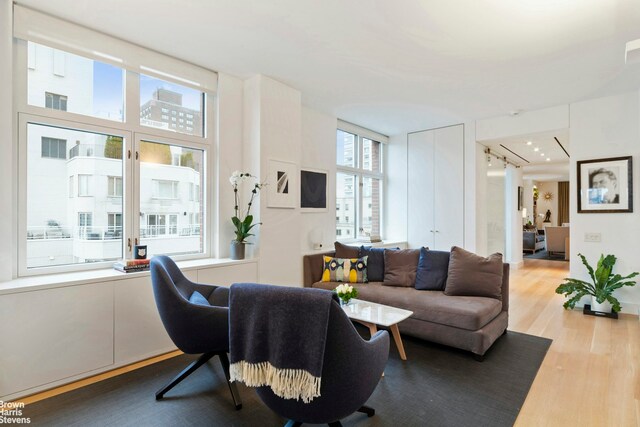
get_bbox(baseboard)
[509,261,524,270]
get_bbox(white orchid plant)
[230,171,263,244]
[334,283,358,304]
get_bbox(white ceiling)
[18,0,640,136]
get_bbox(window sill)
[0,257,258,296]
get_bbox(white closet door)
[407,130,435,249]
[434,125,464,250]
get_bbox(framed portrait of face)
[577,156,633,213]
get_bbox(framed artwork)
[267,159,296,208]
[300,169,328,212]
[517,186,523,211]
[577,156,633,213]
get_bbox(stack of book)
[113,258,150,273]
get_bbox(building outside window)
[41,136,66,159]
[336,122,385,242]
[44,92,67,111]
[78,174,91,197]
[107,176,122,197]
[17,22,214,274]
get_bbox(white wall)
[463,121,477,252]
[475,144,489,256]
[216,72,245,258]
[486,173,505,255]
[385,133,408,242]
[300,107,337,252]
[535,181,559,228]
[0,0,14,281]
[570,91,640,314]
[244,75,303,285]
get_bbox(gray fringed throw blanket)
[229,283,337,403]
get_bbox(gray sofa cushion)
[334,241,360,258]
[312,281,501,331]
[414,248,449,291]
[444,246,503,300]
[383,249,420,287]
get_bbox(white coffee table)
[341,298,413,360]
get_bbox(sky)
[92,60,203,121]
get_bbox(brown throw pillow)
[444,246,503,300]
[383,249,421,287]
[334,241,360,258]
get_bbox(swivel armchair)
[150,255,242,409]
[230,283,389,426]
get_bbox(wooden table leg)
[389,324,407,361]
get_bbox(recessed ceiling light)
[546,158,551,162]
[540,153,545,156]
[534,147,539,152]
[526,141,532,145]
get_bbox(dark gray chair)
[253,296,389,426]
[150,255,241,409]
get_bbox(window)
[139,75,204,137]
[16,9,215,275]
[78,174,91,196]
[140,140,204,256]
[335,123,385,241]
[107,176,122,197]
[44,92,67,111]
[77,212,93,239]
[107,213,122,237]
[144,213,178,237]
[30,43,123,121]
[152,180,179,199]
[41,137,66,159]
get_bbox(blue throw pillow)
[358,246,385,282]
[358,246,400,282]
[189,290,211,306]
[415,248,450,291]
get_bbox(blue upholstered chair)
[252,294,389,426]
[150,255,242,409]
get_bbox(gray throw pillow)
[334,241,360,259]
[444,246,503,300]
[383,249,420,287]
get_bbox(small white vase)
[591,296,612,313]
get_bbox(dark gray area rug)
[524,250,568,261]
[22,330,551,427]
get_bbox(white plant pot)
[591,296,612,313]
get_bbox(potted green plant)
[230,171,262,260]
[555,253,638,313]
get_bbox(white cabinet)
[407,124,464,250]
[0,259,260,401]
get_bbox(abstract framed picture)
[300,169,328,212]
[267,159,296,208]
[577,156,633,213]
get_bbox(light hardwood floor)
[512,259,640,427]
[17,258,640,426]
